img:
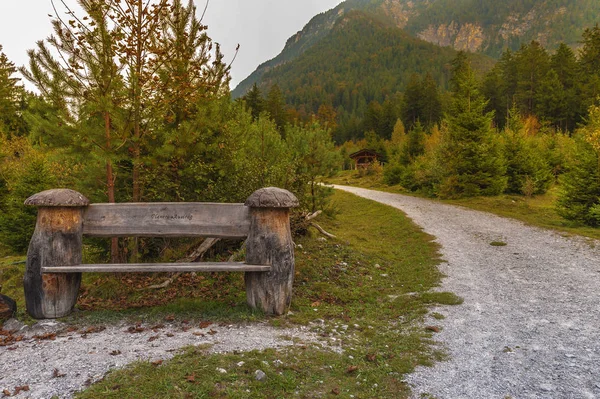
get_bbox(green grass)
[326,170,600,241]
[0,256,29,321]
[75,190,454,398]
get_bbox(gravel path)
[333,185,600,399]
[0,319,325,398]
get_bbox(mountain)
[257,11,492,114]
[232,0,600,98]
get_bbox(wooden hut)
[349,149,382,170]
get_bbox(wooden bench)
[23,187,298,319]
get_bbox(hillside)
[232,0,600,97]
[258,11,492,115]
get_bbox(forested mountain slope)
[257,11,493,118]
[233,0,600,97]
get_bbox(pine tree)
[549,43,581,131]
[265,84,288,131]
[22,0,126,261]
[420,73,443,128]
[438,52,506,198]
[243,83,264,121]
[515,41,551,115]
[0,46,25,137]
[579,24,600,111]
[399,121,426,166]
[402,73,422,129]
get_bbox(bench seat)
[42,262,271,273]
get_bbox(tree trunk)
[104,111,119,263]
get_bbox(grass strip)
[326,171,600,241]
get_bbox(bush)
[383,163,404,185]
[557,138,600,226]
[0,157,57,253]
[501,130,553,195]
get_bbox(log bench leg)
[245,188,298,316]
[24,190,88,319]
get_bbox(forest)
[0,0,340,262]
[2,0,600,264]
[243,23,600,228]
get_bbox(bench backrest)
[82,203,250,239]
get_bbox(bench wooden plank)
[42,262,270,273]
[82,203,250,238]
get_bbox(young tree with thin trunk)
[22,0,124,262]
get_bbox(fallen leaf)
[425,326,440,333]
[186,374,196,383]
[148,335,159,342]
[13,386,29,395]
[366,353,377,362]
[165,315,175,321]
[152,360,163,366]
[331,387,340,395]
[311,301,321,307]
[33,332,56,341]
[2,389,10,397]
[208,329,218,335]
[199,321,212,329]
[53,368,66,378]
[346,365,359,373]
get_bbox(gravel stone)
[334,185,600,399]
[254,369,267,381]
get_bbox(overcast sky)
[0,0,343,90]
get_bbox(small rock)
[216,368,227,374]
[540,384,554,392]
[255,370,267,381]
[1,318,25,333]
[0,294,17,321]
[236,361,245,367]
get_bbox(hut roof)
[349,149,383,159]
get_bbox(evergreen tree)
[549,43,581,131]
[438,53,506,198]
[402,73,422,129]
[243,83,264,121]
[579,24,600,110]
[502,107,552,195]
[265,84,288,131]
[399,121,426,166]
[515,41,551,115]
[0,46,25,137]
[557,105,600,225]
[22,0,126,261]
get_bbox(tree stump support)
[24,189,89,319]
[245,187,299,316]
